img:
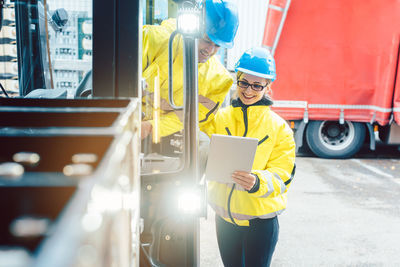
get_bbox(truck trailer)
[232,0,400,158]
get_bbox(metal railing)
[0,98,141,267]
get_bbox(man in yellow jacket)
[141,0,239,139]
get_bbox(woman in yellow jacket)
[204,47,296,267]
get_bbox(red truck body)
[394,65,400,124]
[262,0,400,157]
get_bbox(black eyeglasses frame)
[237,80,269,92]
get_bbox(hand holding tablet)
[205,134,258,183]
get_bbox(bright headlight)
[177,7,202,37]
[177,191,201,214]
[178,13,200,35]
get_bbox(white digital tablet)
[205,134,258,183]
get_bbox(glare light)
[89,185,122,212]
[71,153,98,164]
[63,163,93,177]
[0,162,24,178]
[177,191,201,214]
[177,8,202,37]
[13,152,40,165]
[178,13,200,34]
[81,212,102,232]
[9,216,50,237]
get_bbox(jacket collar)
[231,97,273,108]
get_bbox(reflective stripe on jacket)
[142,19,233,137]
[204,98,296,226]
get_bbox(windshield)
[0,0,92,98]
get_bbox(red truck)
[263,0,400,158]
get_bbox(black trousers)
[215,215,279,267]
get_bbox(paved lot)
[200,144,400,266]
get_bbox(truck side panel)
[266,0,400,126]
[394,46,400,125]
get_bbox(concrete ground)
[200,148,400,267]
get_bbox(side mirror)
[49,8,68,32]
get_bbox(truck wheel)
[306,120,366,158]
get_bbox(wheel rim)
[318,121,355,151]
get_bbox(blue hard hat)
[235,47,277,81]
[205,0,239,49]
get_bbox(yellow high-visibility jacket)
[203,97,296,226]
[142,19,234,137]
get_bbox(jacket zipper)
[227,106,249,226]
[241,106,248,137]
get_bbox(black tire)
[305,120,366,159]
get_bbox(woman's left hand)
[232,171,256,191]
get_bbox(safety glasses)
[237,80,268,92]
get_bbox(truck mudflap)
[388,123,400,144]
[394,49,400,125]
